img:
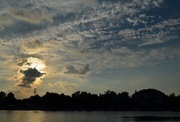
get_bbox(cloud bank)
[0,0,180,98]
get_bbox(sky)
[0,0,180,99]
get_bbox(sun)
[27,57,46,72]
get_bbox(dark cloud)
[17,58,28,66]
[64,65,79,74]
[79,64,90,74]
[22,40,43,49]
[0,6,52,37]
[64,64,90,75]
[22,68,43,77]
[19,68,45,88]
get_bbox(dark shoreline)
[1,108,180,112]
[1,88,180,111]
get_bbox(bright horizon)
[0,0,180,99]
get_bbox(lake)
[0,111,180,122]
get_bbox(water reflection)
[123,116,180,122]
[0,111,180,122]
[0,111,45,122]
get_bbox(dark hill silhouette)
[0,89,180,111]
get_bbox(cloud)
[79,64,90,74]
[1,0,180,100]
[22,40,43,49]
[139,38,163,46]
[0,0,168,44]
[0,15,14,30]
[0,0,97,32]
[21,40,45,54]
[64,64,90,75]
[111,47,132,55]
[0,0,180,96]
[18,68,45,88]
[55,81,79,91]
[14,57,46,88]
[22,68,44,77]
[17,58,28,66]
[0,8,53,35]
[10,8,53,24]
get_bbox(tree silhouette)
[0,91,6,107]
[0,91,6,101]
[0,89,180,111]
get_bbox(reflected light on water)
[0,111,45,122]
[0,111,180,122]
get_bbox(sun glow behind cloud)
[14,57,47,89]
[27,57,46,72]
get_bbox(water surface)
[0,111,180,122]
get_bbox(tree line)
[0,89,180,111]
